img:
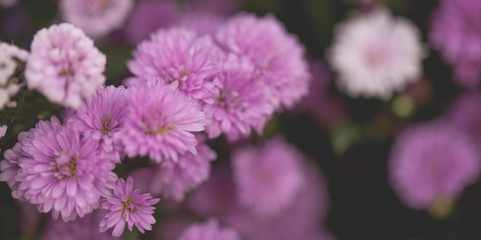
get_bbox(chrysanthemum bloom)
[216,13,310,110]
[447,92,481,148]
[328,7,426,99]
[430,0,481,87]
[389,122,481,210]
[99,177,160,237]
[25,23,106,108]
[41,211,121,240]
[129,140,216,201]
[0,131,29,200]
[127,27,224,99]
[232,137,304,216]
[178,219,240,240]
[1,117,117,221]
[123,0,179,43]
[202,54,274,141]
[0,42,29,109]
[60,0,133,39]
[66,85,127,163]
[118,80,205,163]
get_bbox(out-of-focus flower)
[60,0,133,39]
[25,23,106,108]
[41,211,121,240]
[447,92,481,148]
[0,0,19,8]
[66,85,127,163]
[118,80,205,163]
[184,0,239,16]
[295,60,346,128]
[0,42,29,109]
[99,177,160,237]
[430,0,481,87]
[232,137,304,216]
[178,219,240,240]
[389,122,480,210]
[178,12,224,36]
[129,139,216,201]
[0,125,6,153]
[216,13,310,110]
[123,0,179,43]
[127,27,224,99]
[0,117,117,221]
[329,7,425,99]
[201,54,274,141]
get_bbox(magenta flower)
[1,117,117,221]
[0,42,29,109]
[123,0,179,43]
[25,23,106,108]
[430,0,481,87]
[0,130,28,201]
[99,177,160,237]
[389,122,481,210]
[201,54,274,141]
[60,0,133,39]
[178,12,224,36]
[66,85,128,163]
[127,27,224,99]
[118,79,205,163]
[41,211,121,240]
[178,219,240,240]
[447,92,481,149]
[216,13,310,110]
[129,139,216,201]
[232,137,304,216]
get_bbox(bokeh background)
[1,0,480,239]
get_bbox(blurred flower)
[0,42,29,109]
[295,60,346,128]
[66,85,127,163]
[1,117,117,221]
[0,124,7,156]
[129,139,216,201]
[25,23,106,108]
[447,92,481,149]
[41,210,121,240]
[430,0,481,87]
[232,137,304,217]
[60,0,133,39]
[0,0,19,8]
[126,27,224,100]
[216,13,310,110]
[123,0,179,43]
[0,131,28,200]
[178,219,240,240]
[178,12,224,36]
[118,80,205,163]
[389,122,481,210]
[184,0,239,16]
[329,7,425,99]
[201,54,274,141]
[99,177,160,237]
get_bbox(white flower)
[0,42,29,109]
[328,7,426,99]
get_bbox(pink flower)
[127,27,224,99]
[118,79,205,163]
[60,0,133,38]
[178,219,240,240]
[99,177,160,237]
[25,23,106,108]
[0,42,29,109]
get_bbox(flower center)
[145,123,176,136]
[53,151,79,179]
[217,89,243,111]
[121,196,139,216]
[101,115,113,134]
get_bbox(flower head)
[389,122,481,210]
[216,13,310,110]
[0,131,28,200]
[118,79,205,163]
[1,117,117,221]
[178,219,240,240]
[430,0,481,87]
[0,42,29,109]
[447,92,481,149]
[127,27,224,99]
[130,139,215,201]
[201,54,274,141]
[25,23,106,108]
[41,211,121,240]
[60,0,133,38]
[66,85,128,163]
[232,137,304,216]
[99,177,160,237]
[329,7,425,99]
